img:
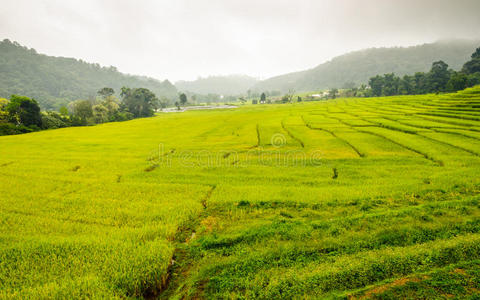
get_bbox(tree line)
[248,47,479,105]
[0,87,159,136]
[366,47,480,97]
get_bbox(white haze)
[1,0,479,81]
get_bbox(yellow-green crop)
[1,87,480,299]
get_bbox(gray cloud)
[1,0,479,81]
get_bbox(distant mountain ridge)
[252,39,480,93]
[175,75,258,95]
[1,39,479,108]
[0,39,177,109]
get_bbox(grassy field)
[1,87,480,299]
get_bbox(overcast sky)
[1,0,480,82]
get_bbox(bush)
[0,122,20,135]
[112,111,134,122]
[0,123,34,135]
[41,112,68,129]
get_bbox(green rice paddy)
[1,87,480,299]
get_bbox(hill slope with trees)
[0,39,177,109]
[252,39,480,93]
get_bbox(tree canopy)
[6,95,42,127]
[462,47,480,74]
[97,87,115,99]
[366,49,480,97]
[121,87,158,118]
[179,93,187,106]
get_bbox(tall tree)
[92,104,109,123]
[69,100,93,124]
[428,61,450,92]
[413,72,428,94]
[467,73,480,87]
[102,95,120,120]
[179,93,187,106]
[382,73,400,96]
[97,87,115,99]
[368,75,384,96]
[462,47,480,75]
[399,75,414,95]
[121,87,158,118]
[174,101,181,110]
[446,72,468,92]
[328,88,339,99]
[260,92,266,103]
[472,47,480,59]
[283,89,295,103]
[6,95,42,127]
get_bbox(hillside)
[175,74,258,95]
[1,87,480,298]
[0,39,177,110]
[253,39,480,93]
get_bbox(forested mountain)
[0,39,177,110]
[252,39,480,93]
[175,75,258,95]
[2,39,478,109]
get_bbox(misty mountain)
[252,39,480,93]
[0,39,178,110]
[176,75,258,95]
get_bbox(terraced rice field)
[1,87,480,299]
